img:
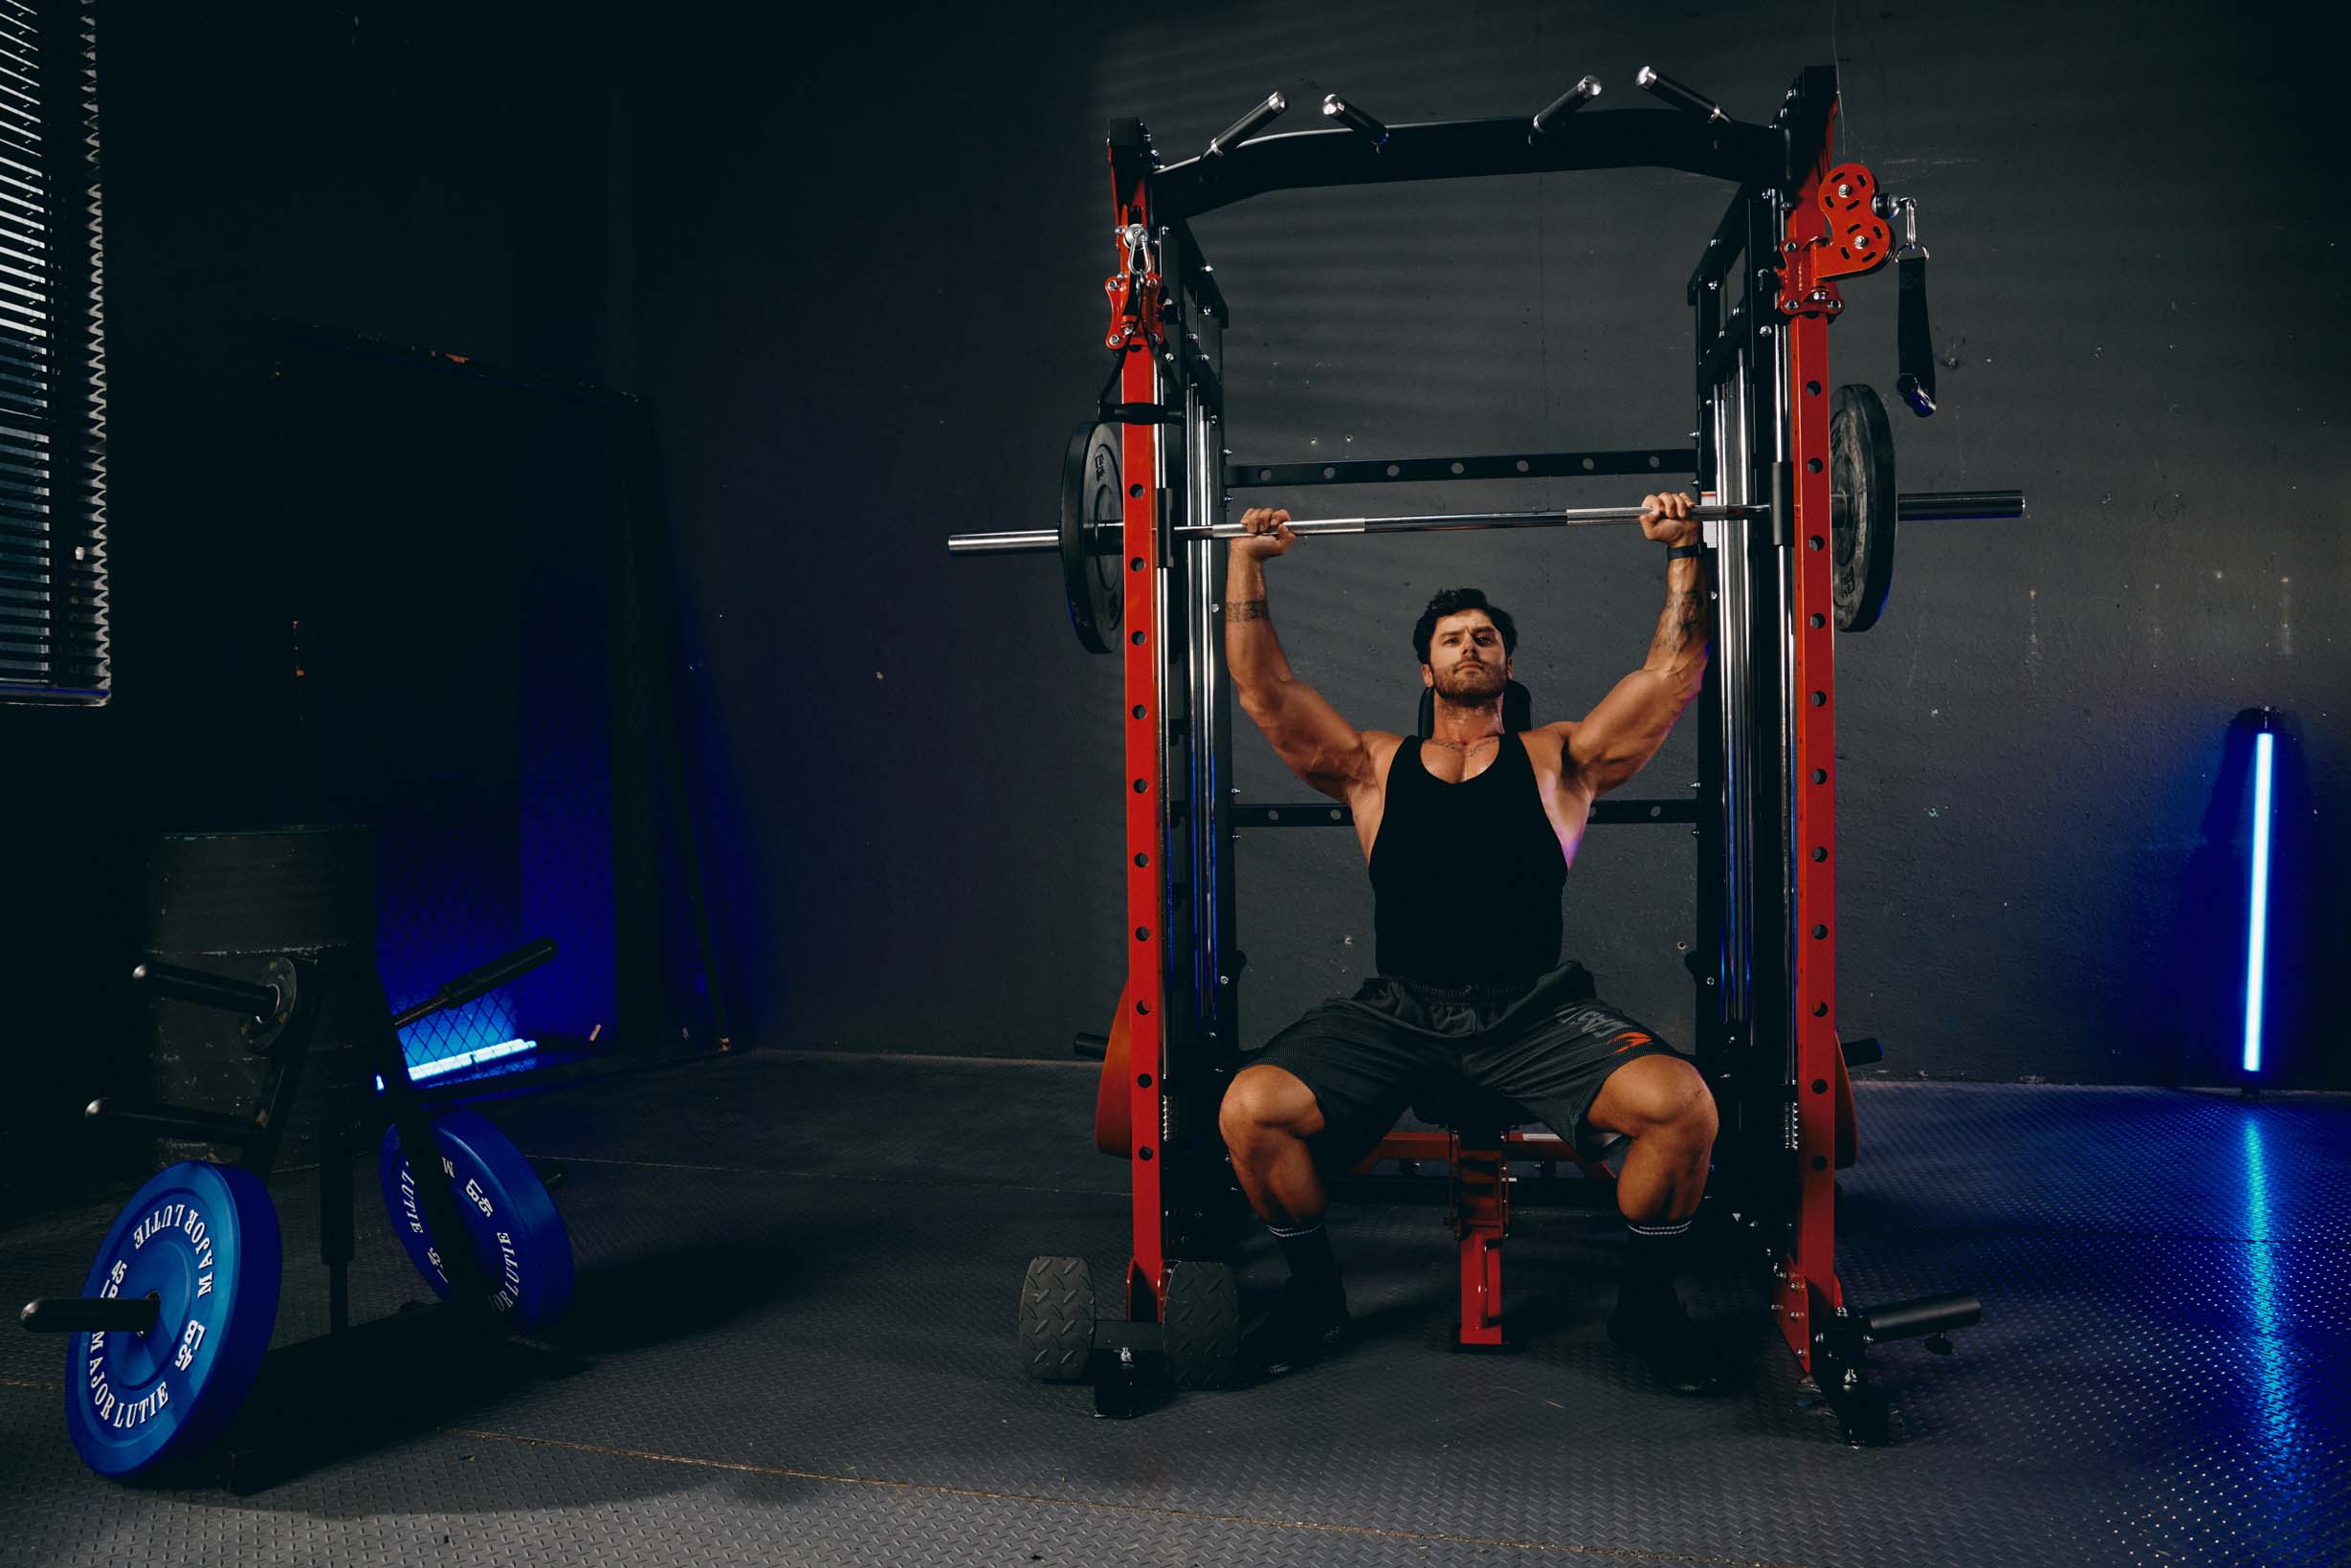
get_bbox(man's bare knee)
[1594,1056,1717,1143]
[1220,1065,1323,1150]
[1680,1079,1719,1145]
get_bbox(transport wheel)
[1160,1259,1240,1388]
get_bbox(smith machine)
[950,64,2020,1441]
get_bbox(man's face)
[1422,609,1509,702]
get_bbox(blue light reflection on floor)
[2239,1115,2304,1488]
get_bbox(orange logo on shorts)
[1609,1031,1654,1053]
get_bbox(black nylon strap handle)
[1897,254,1937,417]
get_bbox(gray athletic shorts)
[1251,961,1688,1165]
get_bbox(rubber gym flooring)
[3,1051,2343,1568]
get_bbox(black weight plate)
[64,1161,281,1477]
[1060,422,1124,655]
[1830,384,1897,633]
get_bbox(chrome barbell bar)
[944,490,2023,556]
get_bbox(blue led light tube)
[2241,732,2273,1074]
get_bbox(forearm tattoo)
[1227,598,1270,622]
[1655,588,1704,657]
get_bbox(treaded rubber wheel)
[1161,1259,1240,1389]
[1018,1256,1095,1382]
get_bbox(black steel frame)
[1094,62,1972,1439]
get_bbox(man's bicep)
[1240,678,1375,794]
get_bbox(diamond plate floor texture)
[2,1056,2343,1568]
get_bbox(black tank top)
[1368,734,1567,983]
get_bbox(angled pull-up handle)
[1205,93,1286,160]
[1322,94,1389,147]
[1635,66,1728,124]
[1530,77,1602,138]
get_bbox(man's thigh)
[1463,998,1689,1160]
[1252,998,1443,1170]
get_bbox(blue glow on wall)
[393,995,518,1071]
[2242,731,2273,1074]
[265,334,626,1079]
[376,819,523,1075]
[375,1037,537,1091]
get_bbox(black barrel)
[144,826,391,1166]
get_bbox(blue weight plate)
[64,1161,281,1478]
[378,1110,574,1332]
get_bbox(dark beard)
[1440,665,1503,704]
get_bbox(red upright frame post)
[1773,107,1891,1374]
[1778,282,1841,1369]
[1107,154,1168,1321]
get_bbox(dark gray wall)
[629,4,1113,1059]
[0,5,623,1202]
[7,0,2339,1218]
[654,2,2339,1087]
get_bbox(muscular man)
[1216,492,1723,1390]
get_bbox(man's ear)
[1421,665,1434,688]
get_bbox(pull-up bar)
[1150,66,1825,219]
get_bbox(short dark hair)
[1412,587,1517,665]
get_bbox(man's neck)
[1428,697,1505,748]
